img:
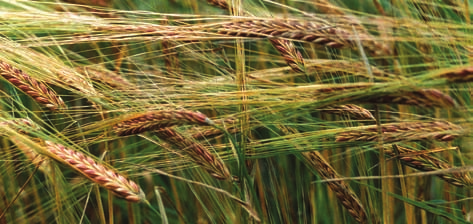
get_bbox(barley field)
[0,0,471,223]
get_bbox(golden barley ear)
[303,151,367,223]
[114,109,214,136]
[305,60,399,81]
[155,128,232,181]
[0,61,67,111]
[313,0,345,15]
[320,104,375,120]
[11,136,50,174]
[191,126,239,140]
[0,119,49,173]
[79,66,135,90]
[305,84,455,108]
[57,69,98,96]
[336,121,464,143]
[190,117,239,140]
[60,0,112,7]
[358,89,456,108]
[45,141,146,203]
[217,19,353,48]
[387,145,473,187]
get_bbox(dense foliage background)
[0,0,471,223]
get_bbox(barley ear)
[0,61,66,111]
[1,119,49,172]
[205,0,229,10]
[270,39,306,73]
[336,121,463,143]
[11,136,50,174]
[60,0,112,7]
[156,128,232,181]
[114,109,214,136]
[388,145,473,187]
[191,117,239,140]
[320,104,375,120]
[205,0,307,73]
[45,141,146,203]
[80,66,135,90]
[303,151,367,223]
[217,19,353,48]
[436,66,473,83]
[359,89,456,108]
[0,118,40,134]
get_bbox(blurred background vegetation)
[0,0,471,223]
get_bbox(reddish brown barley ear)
[45,141,146,203]
[114,109,214,136]
[388,145,473,187]
[304,151,367,223]
[0,61,66,111]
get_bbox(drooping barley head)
[155,128,232,180]
[0,61,66,111]
[45,141,146,203]
[336,121,463,143]
[386,145,473,187]
[114,109,214,136]
[304,151,367,223]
